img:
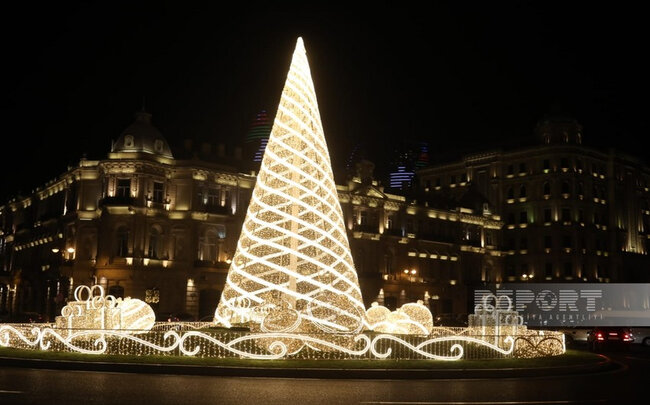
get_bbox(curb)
[0,355,621,379]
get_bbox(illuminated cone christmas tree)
[215,38,365,336]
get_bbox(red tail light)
[623,333,633,342]
[596,332,604,341]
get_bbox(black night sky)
[1,1,647,203]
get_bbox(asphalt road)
[1,346,648,405]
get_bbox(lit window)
[124,135,134,148]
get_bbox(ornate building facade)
[417,116,650,285]
[0,112,504,322]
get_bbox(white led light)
[214,37,366,338]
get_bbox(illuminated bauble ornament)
[366,301,434,336]
[398,300,433,335]
[365,302,391,329]
[118,297,156,333]
[215,37,366,346]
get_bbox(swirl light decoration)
[214,37,366,340]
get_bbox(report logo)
[473,284,650,327]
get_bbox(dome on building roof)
[112,111,173,158]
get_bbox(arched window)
[198,229,219,261]
[561,181,570,194]
[148,226,163,259]
[543,182,551,196]
[116,226,129,257]
[519,185,527,198]
[507,187,514,199]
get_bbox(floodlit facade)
[418,116,650,284]
[0,113,504,322]
[0,111,255,321]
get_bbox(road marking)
[359,401,606,404]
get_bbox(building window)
[543,159,550,171]
[124,135,134,148]
[153,181,164,203]
[543,182,551,196]
[520,263,528,276]
[545,263,553,278]
[505,264,515,277]
[198,229,219,261]
[154,139,164,153]
[221,188,230,207]
[207,188,219,206]
[544,208,552,223]
[148,226,162,259]
[116,179,131,197]
[560,157,569,169]
[564,262,572,277]
[519,211,527,224]
[116,226,129,257]
[507,165,514,175]
[507,213,515,225]
[450,175,456,185]
[576,159,583,171]
[561,208,571,222]
[578,209,584,223]
[544,235,552,249]
[577,182,584,196]
[519,163,526,173]
[561,181,570,194]
[562,235,572,249]
[460,173,467,183]
[520,237,528,250]
[519,185,527,198]
[507,237,515,250]
[507,187,514,199]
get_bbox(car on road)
[630,327,650,347]
[587,326,634,352]
[558,327,590,347]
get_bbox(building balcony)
[352,224,380,234]
[382,228,403,237]
[100,196,136,207]
[201,204,232,215]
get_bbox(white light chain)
[215,37,366,334]
[0,323,563,360]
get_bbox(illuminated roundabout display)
[0,38,564,362]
